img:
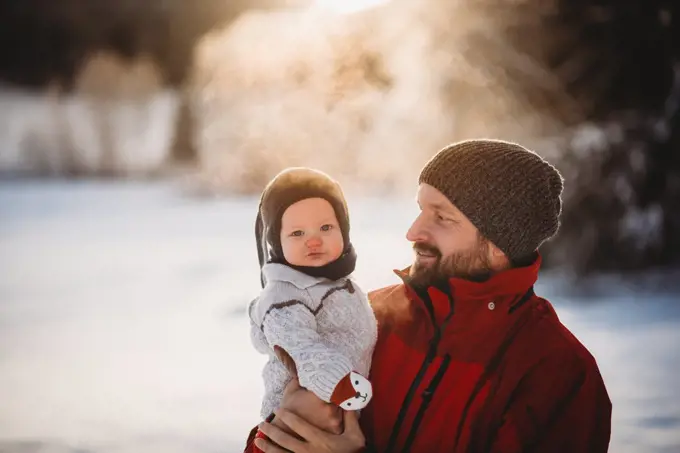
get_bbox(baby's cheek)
[281,240,301,263]
[329,232,345,255]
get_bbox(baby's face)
[280,197,344,267]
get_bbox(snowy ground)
[0,180,678,453]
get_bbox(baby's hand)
[330,371,373,411]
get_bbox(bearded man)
[248,139,612,453]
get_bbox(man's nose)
[406,213,428,243]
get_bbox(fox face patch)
[331,371,373,411]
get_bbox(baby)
[248,167,378,426]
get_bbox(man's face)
[406,184,505,286]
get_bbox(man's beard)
[409,235,493,288]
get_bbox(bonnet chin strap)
[255,203,268,289]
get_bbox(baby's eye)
[291,230,304,237]
[320,224,333,232]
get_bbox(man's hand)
[277,378,344,435]
[255,408,366,453]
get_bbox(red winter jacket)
[244,256,612,452]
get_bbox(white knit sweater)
[249,263,378,419]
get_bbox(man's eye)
[321,224,333,231]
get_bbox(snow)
[0,180,678,453]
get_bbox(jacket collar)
[262,262,327,289]
[394,254,541,325]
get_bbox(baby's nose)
[306,235,322,248]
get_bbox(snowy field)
[0,180,678,453]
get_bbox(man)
[246,139,612,453]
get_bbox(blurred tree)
[0,0,307,166]
[0,0,303,88]
[488,0,680,271]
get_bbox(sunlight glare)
[313,0,391,14]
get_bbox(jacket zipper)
[384,306,454,453]
[402,353,452,452]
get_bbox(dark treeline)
[0,0,298,89]
[515,0,680,271]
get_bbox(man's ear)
[488,241,510,270]
[491,243,505,258]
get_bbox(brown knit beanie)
[256,167,350,266]
[419,139,564,262]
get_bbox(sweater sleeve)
[486,351,612,453]
[261,301,354,404]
